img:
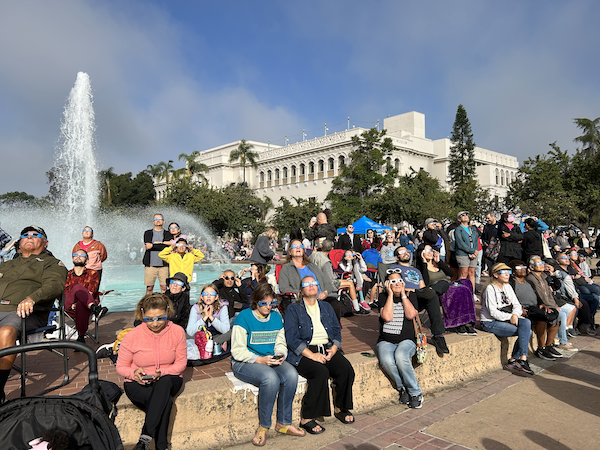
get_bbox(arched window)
[275,168,280,180]
[260,171,264,183]
[495,169,499,185]
[309,162,315,174]
[292,165,297,177]
[318,160,324,173]
[283,167,288,178]
[386,157,392,173]
[267,170,272,181]
[501,170,504,186]
[328,157,334,170]
[339,155,345,166]
[395,158,400,170]
[300,164,305,176]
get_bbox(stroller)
[0,341,123,450]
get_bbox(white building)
[154,111,518,206]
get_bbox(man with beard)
[391,246,449,354]
[64,249,108,345]
[0,226,68,403]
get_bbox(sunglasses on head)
[170,280,184,286]
[21,232,43,239]
[302,281,319,287]
[389,279,404,285]
[387,268,403,275]
[258,300,277,307]
[142,316,167,323]
[201,292,217,297]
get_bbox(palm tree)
[157,160,174,186]
[574,117,600,158]
[99,167,116,205]
[229,139,259,184]
[145,163,163,179]
[178,151,209,182]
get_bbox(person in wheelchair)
[65,250,108,345]
[0,226,68,403]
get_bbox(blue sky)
[0,0,599,197]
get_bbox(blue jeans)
[232,360,298,428]
[376,340,421,396]
[578,284,600,318]
[557,304,575,344]
[481,318,532,359]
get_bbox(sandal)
[252,426,268,446]
[276,424,306,436]
[299,420,325,434]
[334,409,355,424]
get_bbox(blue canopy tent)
[336,216,392,235]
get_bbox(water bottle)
[213,342,222,356]
[205,337,214,358]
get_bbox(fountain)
[1,73,234,311]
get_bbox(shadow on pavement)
[532,370,600,418]
[480,437,512,450]
[523,429,573,450]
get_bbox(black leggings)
[124,375,183,450]
[296,350,354,419]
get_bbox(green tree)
[99,167,116,206]
[573,117,600,158]
[0,191,45,208]
[157,160,174,187]
[145,163,163,179]
[327,128,397,224]
[178,151,209,182]
[368,169,453,228]
[107,171,156,207]
[449,104,476,188]
[272,197,323,235]
[229,139,259,184]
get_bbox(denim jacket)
[284,299,341,366]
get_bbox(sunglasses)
[82,228,93,233]
[21,232,43,239]
[169,226,179,229]
[201,292,217,297]
[170,280,184,286]
[153,217,164,221]
[386,268,403,275]
[223,276,235,280]
[389,279,405,285]
[175,243,187,247]
[558,256,569,259]
[396,249,407,255]
[422,249,433,254]
[515,265,527,270]
[302,281,319,287]
[533,262,545,266]
[142,316,167,323]
[290,244,303,249]
[258,300,277,307]
[72,253,87,258]
[498,270,513,274]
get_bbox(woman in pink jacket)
[116,293,187,450]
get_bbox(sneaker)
[535,347,556,361]
[132,435,152,450]
[353,307,370,316]
[430,335,450,354]
[505,359,520,371]
[399,388,409,405]
[408,394,423,409]
[456,325,469,336]
[566,328,578,338]
[514,359,534,376]
[90,304,109,320]
[558,343,579,352]
[473,294,480,303]
[464,324,478,336]
[547,346,563,358]
[358,300,371,311]
[579,324,597,336]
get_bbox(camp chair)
[13,294,69,397]
[64,289,113,344]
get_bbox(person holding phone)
[231,283,305,446]
[158,237,204,281]
[116,293,187,450]
[284,276,355,434]
[376,271,424,409]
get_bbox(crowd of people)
[0,209,598,449]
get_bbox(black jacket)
[306,223,337,243]
[336,233,362,252]
[213,278,249,318]
[498,223,523,260]
[142,229,173,267]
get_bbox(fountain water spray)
[52,72,98,225]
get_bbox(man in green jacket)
[0,225,67,403]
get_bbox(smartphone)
[141,375,155,380]
[272,354,283,360]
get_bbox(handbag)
[484,237,501,261]
[413,315,428,364]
